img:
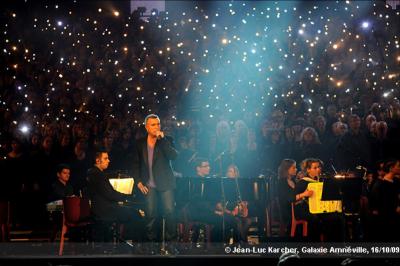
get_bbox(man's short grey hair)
[144,114,160,125]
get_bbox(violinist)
[216,164,252,244]
[294,158,345,242]
[187,161,250,244]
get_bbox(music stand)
[341,178,363,200]
[109,178,134,195]
[341,178,363,213]
[321,178,342,201]
[200,177,223,202]
[175,177,191,209]
[221,178,258,211]
[201,177,233,244]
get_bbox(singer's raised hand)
[156,130,164,139]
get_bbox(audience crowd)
[0,1,399,242]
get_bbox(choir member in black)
[336,114,372,170]
[369,159,400,241]
[68,139,91,196]
[294,158,345,242]
[2,138,27,227]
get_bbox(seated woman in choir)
[276,159,313,237]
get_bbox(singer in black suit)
[133,114,178,242]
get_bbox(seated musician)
[186,158,224,243]
[219,164,253,243]
[48,164,75,241]
[48,163,74,202]
[86,149,141,242]
[294,158,345,242]
[277,159,313,237]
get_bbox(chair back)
[290,202,308,237]
[0,202,9,224]
[59,196,91,255]
[291,202,296,224]
[63,196,91,224]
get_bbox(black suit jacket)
[132,136,178,192]
[86,166,129,220]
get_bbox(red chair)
[0,201,10,242]
[290,203,308,237]
[59,196,92,256]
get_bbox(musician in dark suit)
[133,114,178,242]
[190,158,213,217]
[48,163,74,202]
[86,150,138,241]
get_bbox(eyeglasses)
[200,164,210,168]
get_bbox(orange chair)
[290,203,308,237]
[59,196,92,256]
[0,201,10,242]
[271,198,287,237]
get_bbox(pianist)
[294,158,345,242]
[86,150,140,242]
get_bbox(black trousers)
[93,206,143,242]
[144,188,176,242]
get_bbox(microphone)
[156,131,164,139]
[214,151,225,162]
[356,165,368,180]
[356,165,367,171]
[330,161,338,175]
[188,152,198,163]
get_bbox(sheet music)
[46,200,63,212]
[307,182,342,214]
[109,178,134,195]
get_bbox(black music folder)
[321,178,342,201]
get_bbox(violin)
[214,201,249,217]
[231,200,249,217]
[232,177,249,217]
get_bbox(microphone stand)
[220,176,226,245]
[261,171,273,238]
[214,151,225,177]
[214,152,226,244]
